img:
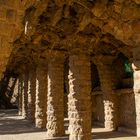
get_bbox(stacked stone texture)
[18,78,23,116]
[35,66,47,128]
[96,57,119,130]
[68,54,92,140]
[103,94,118,130]
[92,93,104,123]
[27,69,36,122]
[46,53,65,138]
[133,47,140,137]
[119,90,136,130]
[0,0,25,80]
[22,72,29,119]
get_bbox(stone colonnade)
[17,49,140,139]
[17,51,92,140]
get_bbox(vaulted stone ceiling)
[6,0,140,74]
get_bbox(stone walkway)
[0,110,139,140]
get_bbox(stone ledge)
[44,136,69,140]
[93,122,136,136]
[93,121,104,127]
[118,126,136,136]
[115,88,133,96]
[92,88,133,96]
[92,90,103,96]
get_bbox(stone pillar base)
[69,134,91,140]
[18,111,22,116]
[35,119,46,128]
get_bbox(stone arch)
[113,52,133,89]
[0,0,37,80]
[91,63,101,91]
[110,52,136,134]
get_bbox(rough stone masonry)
[0,0,140,140]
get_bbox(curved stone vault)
[0,0,140,140]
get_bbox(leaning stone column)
[27,68,36,122]
[35,65,47,128]
[22,72,29,119]
[46,51,65,138]
[132,47,140,137]
[18,78,23,115]
[94,55,119,130]
[68,54,92,140]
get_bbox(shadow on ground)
[0,109,137,140]
[0,109,46,135]
[92,131,135,139]
[43,135,69,140]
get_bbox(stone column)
[46,51,65,138]
[35,65,47,128]
[94,55,119,130]
[68,54,92,140]
[22,72,29,119]
[18,78,23,116]
[27,68,36,122]
[132,47,140,137]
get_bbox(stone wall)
[119,89,136,130]
[65,88,136,131]
[93,89,136,131]
[92,92,104,124]
[0,0,39,80]
[0,0,25,80]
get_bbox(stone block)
[0,21,14,36]
[6,9,16,22]
[0,0,15,8]
[0,7,6,21]
[133,47,140,60]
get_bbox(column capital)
[68,48,90,56]
[92,55,116,65]
[34,50,67,65]
[47,50,67,63]
[133,46,140,61]
[17,62,36,76]
[33,54,47,68]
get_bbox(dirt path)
[0,110,139,140]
